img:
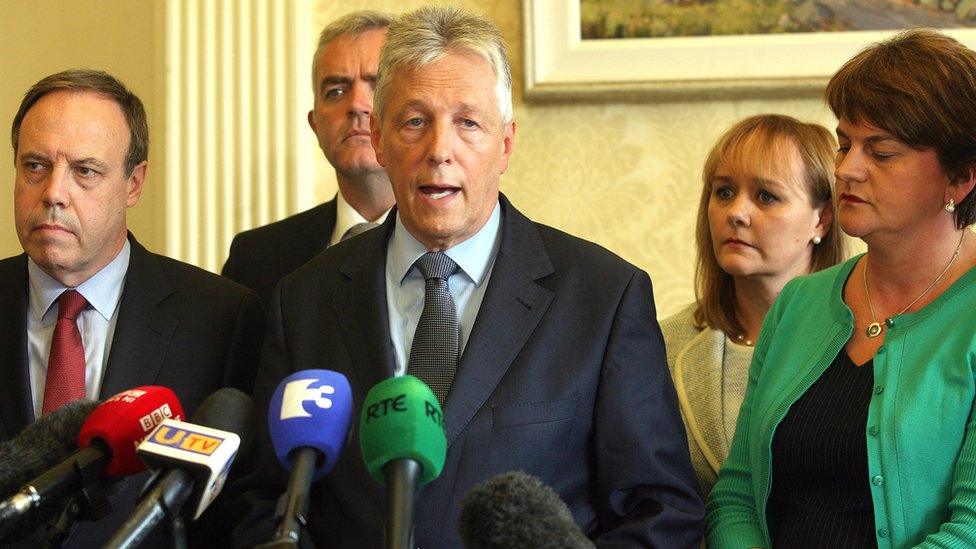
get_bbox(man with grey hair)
[222,10,395,305]
[233,6,704,546]
[0,68,264,546]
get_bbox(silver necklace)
[863,230,965,338]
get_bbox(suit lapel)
[301,198,337,257]
[442,197,554,446]
[101,235,178,396]
[333,219,397,397]
[0,255,34,437]
[673,328,728,474]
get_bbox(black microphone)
[0,387,185,527]
[458,471,594,549]
[0,400,100,542]
[105,388,253,549]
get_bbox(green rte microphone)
[360,375,447,549]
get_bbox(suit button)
[872,474,885,486]
[878,528,889,538]
[874,385,885,395]
[869,425,879,436]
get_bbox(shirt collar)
[388,201,501,287]
[332,191,392,246]
[28,239,131,323]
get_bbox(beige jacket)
[661,304,750,498]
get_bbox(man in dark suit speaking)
[0,69,264,546]
[233,6,703,547]
[222,10,396,305]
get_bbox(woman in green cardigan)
[707,29,976,548]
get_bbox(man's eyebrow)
[18,152,50,164]
[319,75,353,94]
[73,157,110,170]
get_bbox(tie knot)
[341,222,379,242]
[415,252,459,281]
[57,290,88,320]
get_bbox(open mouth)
[419,186,460,200]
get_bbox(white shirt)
[328,192,392,247]
[27,240,130,419]
[385,203,502,376]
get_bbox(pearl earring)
[946,198,956,213]
[811,235,822,245]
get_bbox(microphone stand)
[41,455,112,549]
[384,459,420,549]
[257,449,318,549]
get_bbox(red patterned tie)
[42,290,89,415]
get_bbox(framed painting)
[523,0,976,100]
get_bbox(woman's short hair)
[826,28,976,229]
[694,114,844,336]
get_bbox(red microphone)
[0,386,184,521]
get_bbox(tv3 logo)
[280,379,336,420]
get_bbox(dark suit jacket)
[231,196,704,547]
[222,198,337,306]
[0,234,266,547]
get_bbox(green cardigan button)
[869,425,879,436]
[874,385,885,395]
[873,474,885,486]
[878,528,889,538]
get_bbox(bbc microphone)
[458,471,594,549]
[360,375,447,549]
[105,387,252,549]
[258,370,354,549]
[0,386,184,524]
[0,399,100,542]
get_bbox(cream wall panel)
[0,0,162,259]
[163,0,315,272]
[313,0,862,318]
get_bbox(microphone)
[0,386,184,524]
[359,375,447,549]
[258,370,354,549]
[457,471,594,549]
[105,387,252,549]
[0,399,100,541]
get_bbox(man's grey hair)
[311,10,394,92]
[374,6,513,124]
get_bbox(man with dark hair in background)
[0,68,264,546]
[222,10,395,305]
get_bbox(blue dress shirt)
[26,240,130,418]
[385,202,501,376]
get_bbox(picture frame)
[523,0,976,100]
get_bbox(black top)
[768,350,877,548]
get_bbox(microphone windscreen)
[0,400,100,498]
[78,386,185,477]
[268,370,354,481]
[359,375,446,487]
[458,471,594,549]
[190,387,254,440]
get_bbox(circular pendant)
[866,322,883,338]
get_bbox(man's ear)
[370,113,386,167]
[126,161,147,207]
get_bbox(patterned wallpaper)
[311,0,863,319]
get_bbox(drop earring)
[946,198,956,213]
